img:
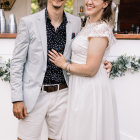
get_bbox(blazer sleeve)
[10,18,30,103]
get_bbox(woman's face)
[85,0,108,17]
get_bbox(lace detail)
[71,20,116,64]
[79,20,116,48]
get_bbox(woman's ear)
[103,1,109,9]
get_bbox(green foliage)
[31,0,39,14]
[0,59,10,82]
[110,55,140,79]
[31,0,73,14]
[1,55,140,82]
[64,0,73,14]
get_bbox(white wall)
[107,40,140,140]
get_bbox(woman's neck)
[89,11,103,23]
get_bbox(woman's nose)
[87,0,93,4]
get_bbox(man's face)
[47,0,66,9]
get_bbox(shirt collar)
[45,9,68,24]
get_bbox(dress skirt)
[62,64,120,140]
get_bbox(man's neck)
[47,5,64,30]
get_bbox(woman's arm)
[49,37,108,77]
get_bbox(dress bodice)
[71,20,116,64]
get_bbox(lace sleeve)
[88,22,116,48]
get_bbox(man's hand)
[13,102,27,119]
[104,60,112,77]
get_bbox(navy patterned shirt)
[43,10,68,85]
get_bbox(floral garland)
[0,55,140,82]
[110,55,140,79]
[0,59,10,82]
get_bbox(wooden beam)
[114,34,140,39]
[1,33,140,40]
[0,33,17,38]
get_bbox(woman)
[48,0,120,139]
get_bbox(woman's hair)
[101,0,114,24]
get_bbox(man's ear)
[103,1,109,9]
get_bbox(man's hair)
[37,0,47,10]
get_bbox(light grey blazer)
[10,9,81,113]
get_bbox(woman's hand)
[48,49,67,69]
[104,60,112,77]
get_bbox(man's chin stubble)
[53,5,62,9]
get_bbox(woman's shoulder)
[86,21,116,47]
[86,21,112,37]
[90,21,112,33]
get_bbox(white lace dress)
[62,21,120,140]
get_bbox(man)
[11,0,112,140]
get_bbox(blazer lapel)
[37,9,47,63]
[37,11,72,61]
[64,13,72,58]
